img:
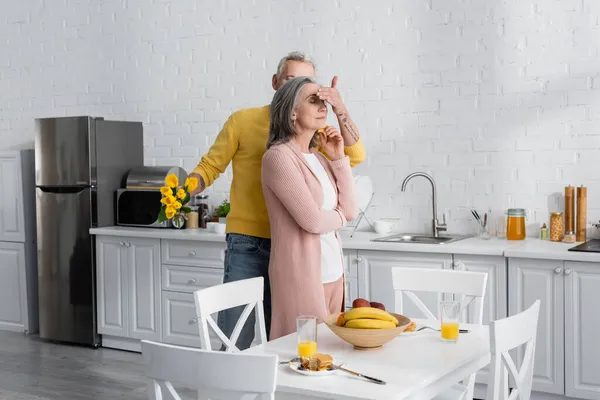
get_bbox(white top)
[303,153,344,283]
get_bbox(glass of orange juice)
[439,301,461,343]
[297,315,317,358]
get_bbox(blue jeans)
[217,233,271,351]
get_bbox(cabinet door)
[454,255,507,325]
[344,278,359,310]
[454,254,507,387]
[343,250,358,309]
[508,258,564,395]
[0,152,25,242]
[564,261,600,399]
[127,238,160,341]
[96,237,128,337]
[0,242,26,331]
[162,269,223,349]
[364,250,452,317]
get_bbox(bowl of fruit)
[324,298,412,350]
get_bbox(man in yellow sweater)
[188,51,366,350]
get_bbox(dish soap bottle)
[540,223,549,240]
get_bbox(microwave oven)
[116,189,171,228]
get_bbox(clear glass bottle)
[540,223,549,240]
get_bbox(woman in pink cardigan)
[261,76,359,340]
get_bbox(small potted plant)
[157,174,198,229]
[214,199,230,224]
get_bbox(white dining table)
[244,319,491,400]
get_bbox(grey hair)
[267,76,320,149]
[275,51,316,79]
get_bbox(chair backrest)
[193,276,267,352]
[141,340,278,400]
[486,300,540,400]
[391,267,488,323]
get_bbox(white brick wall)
[2,0,600,236]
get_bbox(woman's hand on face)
[320,126,345,161]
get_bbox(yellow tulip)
[174,201,182,210]
[162,195,176,206]
[160,186,172,196]
[165,174,179,188]
[185,177,198,192]
[176,189,186,200]
[165,206,176,219]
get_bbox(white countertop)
[503,238,600,262]
[89,226,600,262]
[341,231,511,256]
[89,226,226,242]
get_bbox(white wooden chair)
[391,267,488,400]
[141,340,278,400]
[486,300,540,400]
[193,276,267,352]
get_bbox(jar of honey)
[506,208,526,240]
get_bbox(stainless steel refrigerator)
[35,116,144,347]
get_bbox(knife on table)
[333,364,386,385]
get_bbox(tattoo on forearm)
[337,112,359,142]
[199,176,206,192]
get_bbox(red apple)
[352,298,371,308]
[370,301,386,311]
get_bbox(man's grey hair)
[267,76,320,149]
[275,51,316,79]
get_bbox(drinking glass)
[296,315,317,358]
[439,301,461,343]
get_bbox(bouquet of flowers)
[157,173,199,228]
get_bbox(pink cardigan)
[261,142,358,340]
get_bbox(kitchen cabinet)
[453,254,507,325]
[454,254,507,389]
[509,258,564,395]
[0,242,28,331]
[0,151,37,335]
[0,152,26,242]
[362,250,453,316]
[96,236,161,342]
[564,261,600,399]
[160,264,223,349]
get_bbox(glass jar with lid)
[506,208,526,240]
[550,212,564,242]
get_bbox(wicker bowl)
[324,312,412,350]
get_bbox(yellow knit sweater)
[192,105,366,238]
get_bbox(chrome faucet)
[401,172,447,237]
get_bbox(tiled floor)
[0,330,148,400]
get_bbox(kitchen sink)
[371,233,471,245]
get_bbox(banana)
[343,307,398,325]
[344,319,396,329]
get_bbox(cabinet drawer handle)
[188,278,197,284]
[189,318,198,325]
[189,251,196,256]
[125,242,130,247]
[357,256,363,262]
[564,269,572,275]
[554,267,562,274]
[119,241,125,246]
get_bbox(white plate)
[289,361,337,377]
